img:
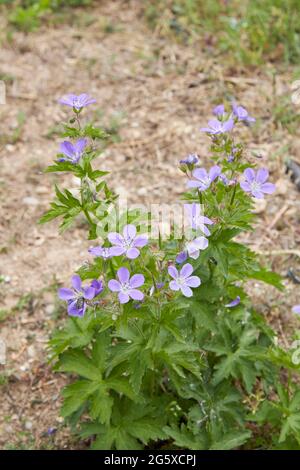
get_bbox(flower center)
[123,237,133,249]
[102,248,111,259]
[176,276,186,287]
[250,181,261,192]
[120,282,130,293]
[73,98,81,107]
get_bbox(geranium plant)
[40,95,300,450]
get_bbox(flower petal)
[193,168,207,181]
[292,305,300,315]
[222,118,234,132]
[256,168,269,184]
[58,288,75,300]
[169,280,180,291]
[118,292,130,304]
[123,224,136,240]
[133,235,148,247]
[108,232,124,246]
[88,246,103,256]
[68,300,86,317]
[181,285,193,297]
[126,247,140,259]
[168,265,178,279]
[261,182,275,194]
[225,296,241,308]
[209,165,221,181]
[75,138,87,154]
[108,279,121,292]
[185,276,201,288]
[71,275,82,291]
[252,190,264,199]
[176,251,188,264]
[110,246,125,257]
[117,267,130,284]
[240,181,251,192]
[129,289,144,301]
[244,168,255,182]
[83,286,96,300]
[187,180,201,188]
[180,263,193,279]
[130,274,145,288]
[60,141,75,159]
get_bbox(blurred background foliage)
[1,0,300,66]
[144,0,300,65]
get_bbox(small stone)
[27,346,36,358]
[36,186,48,195]
[253,198,267,214]
[25,421,33,430]
[22,197,39,206]
[45,304,55,315]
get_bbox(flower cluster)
[56,93,96,166]
[57,98,275,319]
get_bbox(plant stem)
[230,184,237,206]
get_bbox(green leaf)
[59,350,101,381]
[61,380,98,418]
[210,430,251,450]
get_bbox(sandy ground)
[0,0,300,449]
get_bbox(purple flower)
[240,168,275,199]
[108,224,148,259]
[176,251,188,264]
[59,93,96,110]
[90,279,104,296]
[59,138,87,164]
[225,296,240,308]
[176,236,208,263]
[187,165,221,192]
[88,245,114,260]
[47,428,57,436]
[58,275,101,317]
[186,236,208,259]
[292,305,300,315]
[232,104,255,123]
[184,203,213,235]
[213,104,225,117]
[168,263,201,297]
[108,267,145,304]
[180,154,199,166]
[200,118,234,135]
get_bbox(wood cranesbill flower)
[232,104,255,124]
[88,245,114,260]
[59,93,96,110]
[187,165,221,192]
[108,267,145,304]
[225,296,241,308]
[240,168,275,199]
[176,236,208,264]
[292,305,300,315]
[184,203,213,236]
[168,263,201,297]
[179,154,199,166]
[213,104,225,117]
[58,275,102,317]
[108,224,148,259]
[200,118,234,135]
[59,138,87,164]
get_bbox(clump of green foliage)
[41,97,300,450]
[144,0,300,65]
[1,0,92,32]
